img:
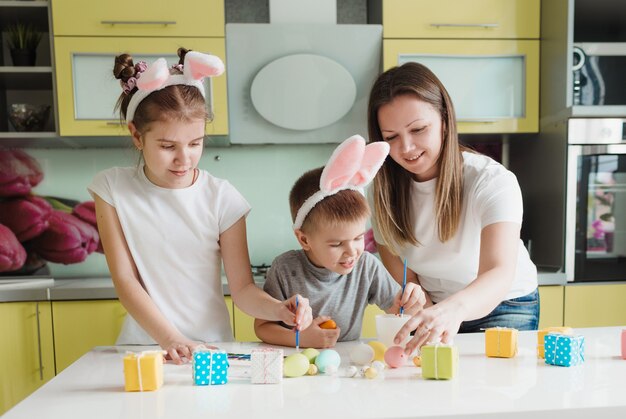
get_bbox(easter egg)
[301,347,320,364]
[320,319,337,329]
[368,341,387,362]
[384,345,408,368]
[307,364,319,375]
[344,365,359,377]
[283,353,310,377]
[314,349,341,373]
[412,355,422,367]
[350,343,375,365]
[372,360,386,371]
[364,367,378,379]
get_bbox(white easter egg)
[350,343,375,365]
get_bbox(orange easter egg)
[320,319,337,329]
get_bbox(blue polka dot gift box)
[544,333,585,367]
[192,349,229,385]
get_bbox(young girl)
[89,48,311,364]
[367,62,538,353]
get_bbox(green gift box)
[421,344,458,380]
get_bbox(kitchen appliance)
[225,23,382,144]
[566,118,626,281]
[572,43,626,106]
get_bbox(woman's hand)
[392,282,427,316]
[160,336,216,365]
[278,294,313,332]
[300,316,341,348]
[394,300,467,355]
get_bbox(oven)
[566,118,626,281]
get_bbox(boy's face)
[297,217,367,275]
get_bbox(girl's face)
[131,118,205,189]
[377,94,443,182]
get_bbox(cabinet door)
[52,300,126,372]
[383,0,539,39]
[564,284,626,327]
[52,0,224,37]
[224,296,234,333]
[361,304,385,339]
[233,305,260,342]
[384,39,539,133]
[54,37,228,136]
[0,302,54,416]
[538,286,564,329]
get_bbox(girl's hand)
[392,282,427,316]
[394,300,466,355]
[300,316,341,348]
[160,337,217,365]
[279,294,313,331]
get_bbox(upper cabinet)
[51,0,228,137]
[375,0,540,134]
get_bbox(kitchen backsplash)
[26,144,336,277]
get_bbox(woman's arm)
[94,195,196,364]
[221,217,312,330]
[396,221,520,353]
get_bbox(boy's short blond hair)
[289,167,370,232]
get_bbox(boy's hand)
[392,282,427,316]
[300,316,340,348]
[279,294,313,331]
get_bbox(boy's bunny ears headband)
[125,51,225,123]
[293,135,390,230]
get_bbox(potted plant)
[6,22,43,66]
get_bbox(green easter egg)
[283,353,310,377]
[301,348,320,364]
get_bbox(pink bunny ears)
[125,51,225,123]
[293,135,390,230]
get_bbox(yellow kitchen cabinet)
[384,39,539,133]
[382,0,540,39]
[564,284,626,327]
[232,304,260,342]
[54,37,228,136]
[52,0,224,37]
[52,300,126,372]
[361,304,386,339]
[0,302,54,416]
[224,296,234,333]
[538,285,564,329]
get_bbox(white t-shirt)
[372,152,537,303]
[88,166,250,344]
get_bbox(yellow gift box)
[485,327,518,358]
[537,327,573,358]
[123,351,164,392]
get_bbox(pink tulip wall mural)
[0,150,101,274]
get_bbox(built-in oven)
[566,118,626,282]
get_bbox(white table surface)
[4,327,626,419]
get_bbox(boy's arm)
[255,317,341,349]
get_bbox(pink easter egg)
[384,346,407,368]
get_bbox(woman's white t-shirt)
[373,152,537,303]
[89,166,250,344]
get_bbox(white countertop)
[4,327,626,418]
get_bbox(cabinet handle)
[430,23,499,29]
[105,121,125,126]
[457,118,499,123]
[100,20,177,26]
[35,302,44,381]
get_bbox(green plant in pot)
[7,22,43,66]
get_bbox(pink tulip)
[30,210,99,264]
[0,223,26,272]
[364,228,377,253]
[0,195,52,241]
[0,150,43,197]
[72,201,103,253]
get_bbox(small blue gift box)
[192,349,229,385]
[544,333,585,367]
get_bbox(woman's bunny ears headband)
[124,51,225,123]
[293,135,390,230]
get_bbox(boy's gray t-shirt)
[263,249,401,341]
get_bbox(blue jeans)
[458,288,539,333]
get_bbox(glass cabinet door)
[54,37,228,136]
[384,39,539,133]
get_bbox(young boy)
[255,137,425,348]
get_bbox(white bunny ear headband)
[124,51,225,123]
[293,135,390,230]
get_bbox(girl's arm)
[396,222,520,353]
[221,217,312,330]
[254,317,340,349]
[94,195,197,364]
[378,244,433,306]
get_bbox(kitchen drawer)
[382,0,540,39]
[51,0,224,37]
[564,284,626,327]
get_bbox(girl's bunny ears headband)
[124,51,225,123]
[293,135,390,230]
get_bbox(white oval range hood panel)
[226,23,382,144]
[250,54,356,131]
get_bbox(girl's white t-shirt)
[89,166,250,344]
[372,152,537,303]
